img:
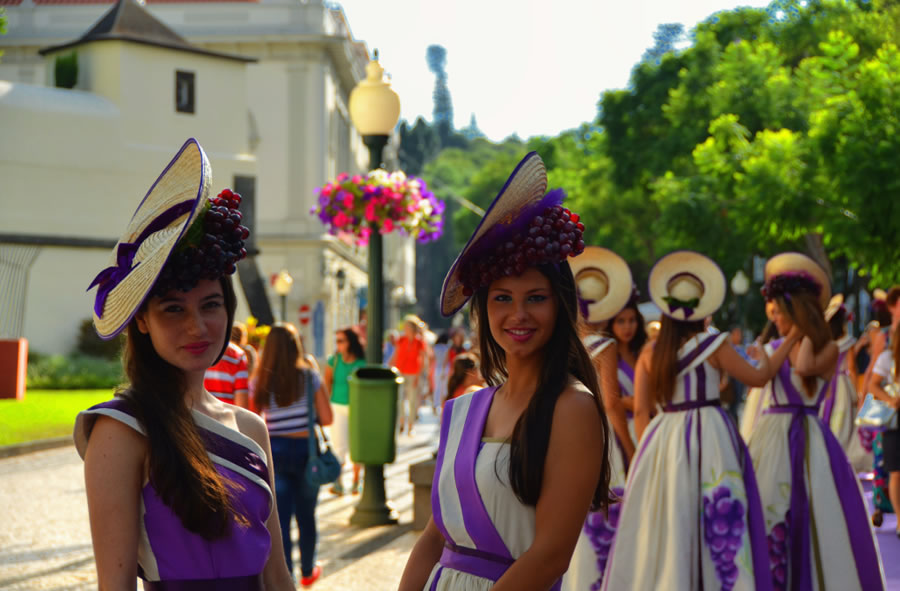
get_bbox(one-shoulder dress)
[818,334,858,452]
[602,331,772,591]
[74,398,274,590]
[425,386,558,590]
[562,336,629,591]
[747,340,885,591]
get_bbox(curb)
[0,436,73,459]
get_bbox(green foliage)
[27,354,124,389]
[0,7,6,61]
[54,52,79,89]
[0,390,114,446]
[75,318,124,360]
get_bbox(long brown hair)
[648,316,705,405]
[120,276,244,539]
[892,322,900,380]
[471,262,611,511]
[776,292,831,396]
[253,323,311,411]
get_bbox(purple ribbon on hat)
[87,201,195,318]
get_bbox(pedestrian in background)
[442,352,484,408]
[253,323,334,586]
[204,323,251,408]
[431,332,451,412]
[76,139,295,590]
[390,316,426,435]
[323,327,366,495]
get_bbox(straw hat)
[441,152,572,317]
[763,252,831,310]
[569,247,633,323]
[824,294,845,322]
[648,251,726,321]
[88,138,210,339]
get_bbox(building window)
[175,71,195,114]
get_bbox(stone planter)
[408,457,436,531]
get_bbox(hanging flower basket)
[312,169,444,246]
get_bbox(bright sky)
[336,0,772,141]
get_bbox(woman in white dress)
[739,302,778,442]
[399,152,612,591]
[748,253,884,591]
[819,295,859,454]
[603,251,776,591]
[563,247,640,591]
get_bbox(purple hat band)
[87,200,195,318]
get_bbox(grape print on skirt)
[766,510,790,591]
[582,486,625,590]
[702,485,746,591]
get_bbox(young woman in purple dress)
[76,139,295,590]
[399,152,612,591]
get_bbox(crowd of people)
[70,139,894,590]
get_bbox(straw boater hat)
[440,152,586,317]
[648,251,726,321]
[569,247,633,324]
[88,139,210,339]
[824,294,845,322]
[762,252,831,310]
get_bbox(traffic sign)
[298,304,311,325]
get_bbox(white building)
[0,0,416,359]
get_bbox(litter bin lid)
[351,365,403,381]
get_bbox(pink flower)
[333,212,349,227]
[365,202,377,222]
[336,173,349,182]
[343,193,354,209]
[381,218,394,234]
[352,175,364,184]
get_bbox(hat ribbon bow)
[87,201,195,318]
[663,295,700,318]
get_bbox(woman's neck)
[502,352,544,402]
[182,369,209,408]
[341,351,355,363]
[616,340,634,364]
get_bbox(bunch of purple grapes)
[766,511,790,591]
[459,205,585,296]
[152,189,249,296]
[582,486,624,590]
[702,486,746,591]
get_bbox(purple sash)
[820,350,847,424]
[763,362,884,591]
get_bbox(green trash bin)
[349,365,402,465]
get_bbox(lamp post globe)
[273,270,293,322]
[731,270,749,296]
[348,51,401,527]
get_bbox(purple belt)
[433,543,561,590]
[763,404,818,416]
[664,399,721,412]
[142,575,261,591]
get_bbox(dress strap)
[676,332,728,375]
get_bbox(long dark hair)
[828,307,847,340]
[253,323,312,411]
[339,327,366,361]
[602,300,647,358]
[120,276,243,540]
[471,262,611,511]
[648,316,705,405]
[447,352,478,399]
[776,293,831,396]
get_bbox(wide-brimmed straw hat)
[763,252,831,310]
[569,247,633,323]
[440,152,582,317]
[825,294,845,322]
[89,138,210,339]
[648,251,726,321]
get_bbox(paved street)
[0,408,439,590]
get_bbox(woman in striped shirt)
[253,323,333,586]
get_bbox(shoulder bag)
[303,370,342,487]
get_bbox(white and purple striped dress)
[74,398,274,590]
[562,336,629,591]
[603,331,772,591]
[818,334,858,453]
[425,386,556,590]
[747,340,884,591]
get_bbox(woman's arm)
[83,416,146,591]
[314,381,334,426]
[794,337,838,379]
[492,387,605,591]
[633,348,654,442]
[762,331,800,382]
[597,346,635,461]
[869,372,897,404]
[714,341,771,388]
[323,362,335,398]
[397,517,445,591]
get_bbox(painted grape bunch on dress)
[702,486,746,591]
[582,486,624,590]
[767,511,790,591]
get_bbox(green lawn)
[0,389,115,446]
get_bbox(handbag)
[303,370,342,487]
[856,364,899,431]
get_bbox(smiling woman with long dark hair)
[399,153,611,591]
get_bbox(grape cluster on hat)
[761,252,831,310]
[87,138,249,339]
[440,152,586,317]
